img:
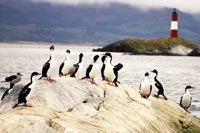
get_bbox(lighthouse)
[170,8,178,38]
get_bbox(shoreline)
[0,41,102,47]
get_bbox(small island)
[94,38,200,56]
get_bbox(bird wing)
[86,64,93,78]
[114,63,123,71]
[20,87,31,98]
[41,61,50,78]
[155,83,159,89]
[17,85,31,105]
[139,83,141,90]
[180,96,183,107]
[147,85,153,98]
[188,97,192,108]
[101,64,105,80]
[70,64,79,77]
[0,84,24,112]
[1,89,10,101]
[59,62,64,76]
[5,75,17,82]
[155,81,164,92]
[150,85,152,93]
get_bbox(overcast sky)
[31,0,200,14]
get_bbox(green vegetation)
[94,38,199,56]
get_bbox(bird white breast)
[139,79,151,96]
[151,79,158,95]
[89,63,99,79]
[181,93,191,108]
[62,61,73,76]
[10,76,21,84]
[75,62,83,78]
[29,76,37,89]
[48,58,57,76]
[104,63,115,82]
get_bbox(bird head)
[185,86,194,92]
[101,55,106,63]
[50,45,55,51]
[66,49,71,54]
[151,69,158,74]
[93,55,99,63]
[104,52,112,58]
[78,53,83,63]
[17,73,23,76]
[144,72,149,77]
[79,53,83,58]
[31,72,41,78]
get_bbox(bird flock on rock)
[0,45,195,112]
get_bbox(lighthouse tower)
[170,8,178,38]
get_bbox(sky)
[31,0,200,14]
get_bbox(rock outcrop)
[0,77,200,133]
[188,47,200,56]
[94,38,199,56]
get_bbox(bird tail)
[114,63,123,71]
[81,77,88,80]
[38,76,43,80]
[163,94,168,100]
[114,82,118,87]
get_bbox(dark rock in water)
[0,84,24,113]
[188,47,200,56]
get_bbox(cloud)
[30,0,200,14]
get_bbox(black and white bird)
[81,55,99,85]
[59,49,72,77]
[151,69,167,100]
[101,53,123,87]
[101,55,107,81]
[14,72,40,108]
[180,86,194,112]
[39,45,56,83]
[1,73,23,100]
[2,73,23,89]
[139,72,152,98]
[70,53,84,78]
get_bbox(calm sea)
[0,42,200,117]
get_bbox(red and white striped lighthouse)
[170,8,178,38]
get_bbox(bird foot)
[116,81,121,84]
[184,108,190,113]
[24,104,32,107]
[91,79,98,86]
[105,78,110,82]
[47,77,56,83]
[154,94,159,98]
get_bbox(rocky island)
[94,38,200,56]
[0,77,200,133]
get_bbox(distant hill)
[94,38,200,56]
[0,0,200,44]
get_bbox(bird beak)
[20,74,23,76]
[190,87,195,89]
